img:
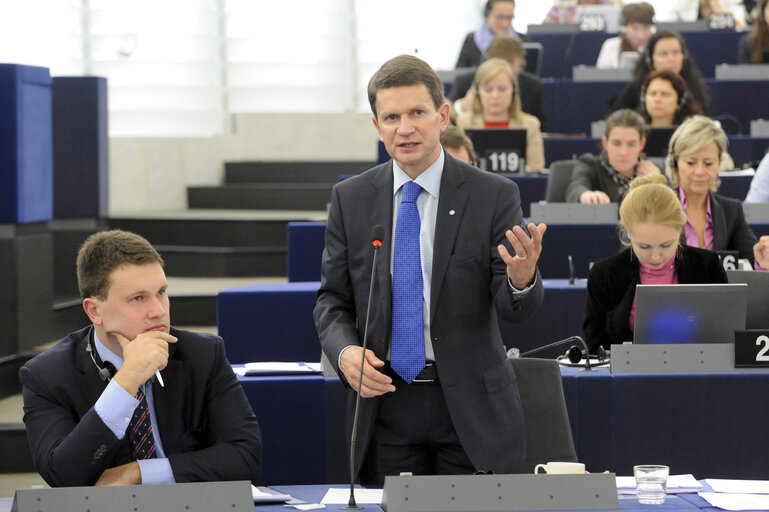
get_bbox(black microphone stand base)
[342,490,363,510]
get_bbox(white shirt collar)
[392,148,444,199]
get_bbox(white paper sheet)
[699,492,769,510]
[243,362,321,375]
[706,479,769,494]
[320,488,383,504]
[251,485,292,502]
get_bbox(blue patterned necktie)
[128,387,157,459]
[391,181,425,383]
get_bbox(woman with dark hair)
[566,109,661,204]
[738,0,769,63]
[639,70,702,127]
[611,30,710,114]
[455,0,519,69]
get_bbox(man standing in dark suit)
[449,34,547,131]
[314,54,547,485]
[20,230,262,487]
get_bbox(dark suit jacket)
[20,326,262,487]
[456,32,483,69]
[565,153,622,203]
[313,154,544,477]
[584,246,728,351]
[691,190,758,264]
[448,69,548,131]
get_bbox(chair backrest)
[509,357,578,473]
[522,42,544,76]
[544,160,577,202]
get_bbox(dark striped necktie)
[128,387,157,459]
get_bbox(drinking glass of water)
[633,465,669,504]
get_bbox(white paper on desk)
[616,474,702,494]
[243,362,321,375]
[251,485,292,503]
[321,488,383,504]
[699,492,769,510]
[706,479,769,494]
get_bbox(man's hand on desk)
[95,461,141,486]
[340,347,395,398]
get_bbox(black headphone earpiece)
[667,131,680,170]
[86,329,117,382]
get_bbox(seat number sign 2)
[734,330,769,367]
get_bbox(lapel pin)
[449,210,456,216]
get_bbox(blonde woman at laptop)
[583,174,727,352]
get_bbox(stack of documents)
[699,479,769,510]
[616,474,703,494]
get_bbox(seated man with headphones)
[19,230,262,487]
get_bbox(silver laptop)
[727,270,769,329]
[633,283,748,344]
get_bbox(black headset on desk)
[556,345,609,368]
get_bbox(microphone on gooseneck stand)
[568,255,575,285]
[343,225,385,510]
[520,335,595,371]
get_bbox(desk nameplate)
[11,481,253,512]
[611,343,769,373]
[382,473,619,512]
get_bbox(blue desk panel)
[237,373,337,485]
[235,367,769,487]
[0,64,53,223]
[611,371,769,479]
[219,282,322,363]
[218,279,588,363]
[287,222,327,282]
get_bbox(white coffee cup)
[534,461,586,474]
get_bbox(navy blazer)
[584,246,728,351]
[314,154,544,477]
[20,326,262,487]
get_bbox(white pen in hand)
[155,370,165,387]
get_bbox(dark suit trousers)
[359,366,475,486]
